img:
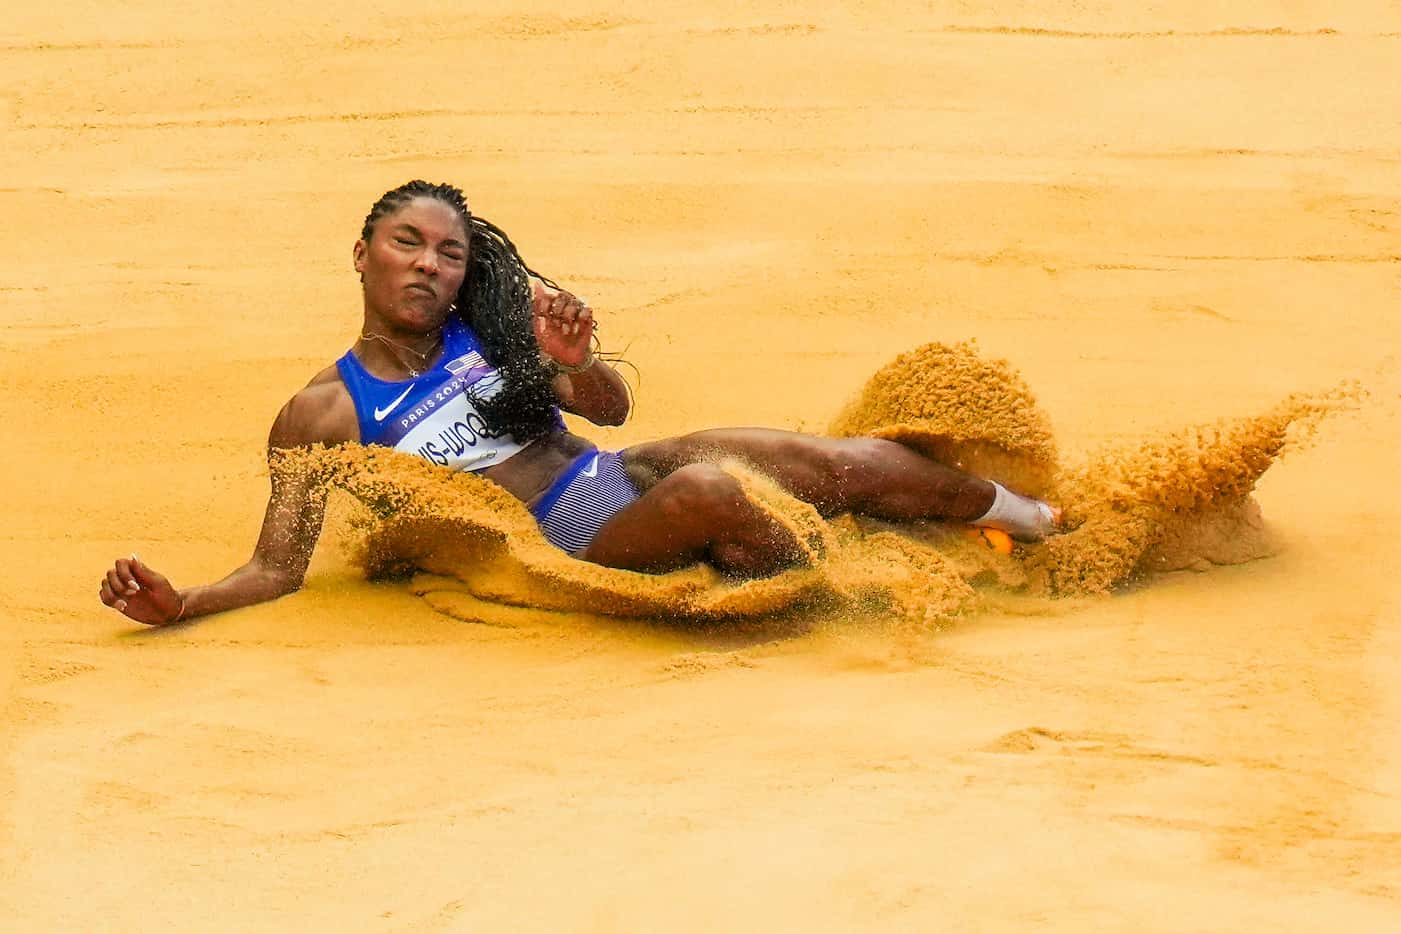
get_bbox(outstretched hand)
[99,555,183,626]
[531,280,594,368]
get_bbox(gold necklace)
[359,329,443,378]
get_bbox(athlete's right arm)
[98,390,340,626]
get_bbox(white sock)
[974,482,1057,541]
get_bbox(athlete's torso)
[335,317,534,472]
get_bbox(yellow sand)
[4,2,1401,929]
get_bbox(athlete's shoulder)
[269,365,358,449]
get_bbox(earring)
[449,302,458,313]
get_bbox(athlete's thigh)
[582,460,807,577]
[622,428,847,502]
[580,464,730,573]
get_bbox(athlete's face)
[354,197,469,333]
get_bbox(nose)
[414,250,440,276]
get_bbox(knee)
[660,464,805,578]
[657,463,746,521]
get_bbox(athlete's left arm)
[531,280,631,426]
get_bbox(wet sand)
[4,2,1400,929]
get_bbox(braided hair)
[360,180,562,443]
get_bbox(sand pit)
[5,2,1401,929]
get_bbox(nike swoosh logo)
[581,454,600,478]
[374,384,416,421]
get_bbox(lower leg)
[624,429,992,521]
[623,428,1058,539]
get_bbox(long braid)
[458,216,562,441]
[360,180,561,443]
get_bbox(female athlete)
[99,180,1057,625]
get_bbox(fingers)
[100,578,137,615]
[533,289,593,337]
[129,556,171,591]
[548,290,570,322]
[100,555,150,616]
[529,280,557,318]
[99,579,127,614]
[116,556,141,591]
[566,296,592,337]
[107,565,138,598]
[549,291,580,336]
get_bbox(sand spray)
[273,343,1362,628]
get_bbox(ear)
[352,239,367,275]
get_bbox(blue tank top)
[336,317,551,472]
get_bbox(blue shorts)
[530,449,641,556]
